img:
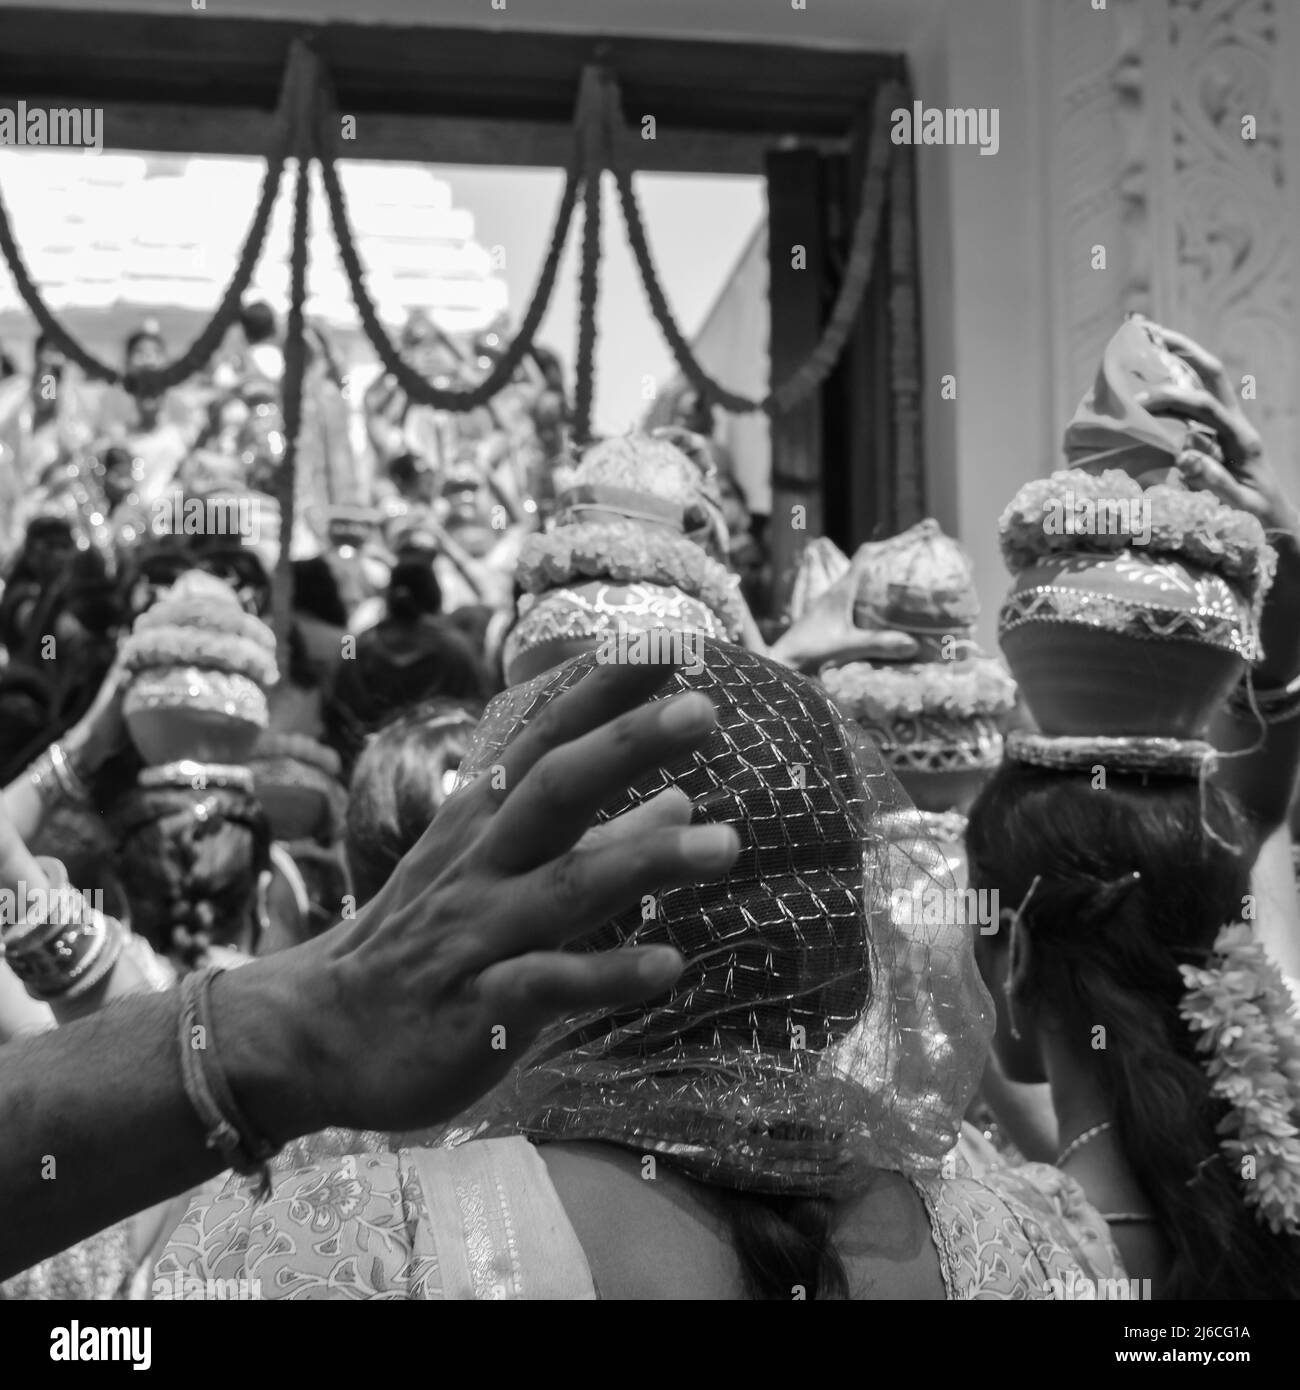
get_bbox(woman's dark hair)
[239,300,278,345]
[61,545,122,636]
[387,555,442,622]
[293,556,347,627]
[388,452,428,496]
[323,619,485,778]
[966,761,1300,1299]
[124,326,165,363]
[724,1194,848,1300]
[112,783,271,970]
[286,622,318,690]
[344,699,482,906]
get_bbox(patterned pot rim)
[998,585,1259,661]
[123,667,269,726]
[1005,731,1216,777]
[506,582,730,668]
[854,716,1004,772]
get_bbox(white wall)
[910,0,1053,648]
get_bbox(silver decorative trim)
[998,584,1258,660]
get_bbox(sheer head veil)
[449,640,993,1195]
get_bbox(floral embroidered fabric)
[912,1161,1126,1300]
[156,1138,596,1300]
[157,1138,1124,1300]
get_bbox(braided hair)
[112,782,271,971]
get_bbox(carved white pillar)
[1154,0,1300,477]
[1045,0,1300,479]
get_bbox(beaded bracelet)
[177,966,278,1195]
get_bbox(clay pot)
[249,737,344,842]
[999,554,1250,737]
[504,581,727,687]
[857,713,1002,814]
[124,667,266,766]
[254,777,336,843]
[893,765,993,816]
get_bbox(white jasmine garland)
[1178,922,1300,1237]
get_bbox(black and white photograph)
[0,0,1296,1338]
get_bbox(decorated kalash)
[121,570,276,766]
[116,569,348,962]
[777,521,1017,888]
[977,315,1300,1202]
[997,315,1273,759]
[502,432,753,686]
[819,521,1017,882]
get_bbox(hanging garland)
[572,171,603,444]
[0,47,308,395]
[609,79,905,416]
[270,145,313,659]
[315,60,585,415]
[0,42,903,428]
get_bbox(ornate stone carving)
[1164,0,1296,472]
[1046,0,1298,479]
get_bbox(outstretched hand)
[268,659,741,1136]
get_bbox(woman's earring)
[1005,982,1022,1042]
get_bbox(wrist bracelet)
[0,857,124,1001]
[2,910,125,1001]
[177,966,279,1195]
[25,742,91,806]
[49,741,92,802]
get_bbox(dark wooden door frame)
[0,10,903,171]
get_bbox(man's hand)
[246,660,740,1137]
